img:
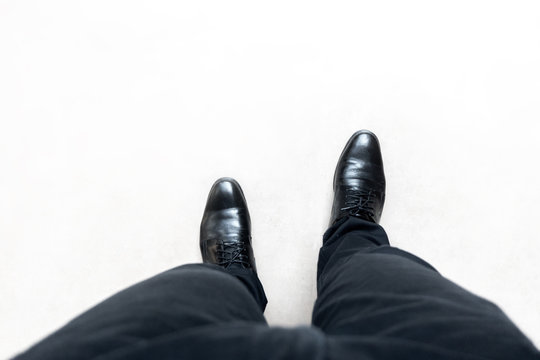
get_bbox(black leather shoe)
[200,177,257,271]
[329,130,386,226]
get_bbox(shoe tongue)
[226,263,245,270]
[352,212,375,222]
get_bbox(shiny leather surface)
[329,130,386,225]
[200,177,257,271]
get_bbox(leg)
[15,177,325,359]
[316,130,540,359]
[313,216,540,359]
[14,260,324,360]
[14,263,267,359]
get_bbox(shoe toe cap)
[347,130,382,160]
[204,177,248,212]
[334,130,385,186]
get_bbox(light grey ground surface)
[1,1,540,358]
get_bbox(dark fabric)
[224,264,268,311]
[13,216,540,360]
[314,216,540,359]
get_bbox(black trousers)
[14,217,540,359]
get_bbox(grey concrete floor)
[1,1,540,358]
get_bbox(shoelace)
[340,188,376,221]
[216,241,251,268]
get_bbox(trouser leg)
[313,216,540,359]
[14,263,268,360]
